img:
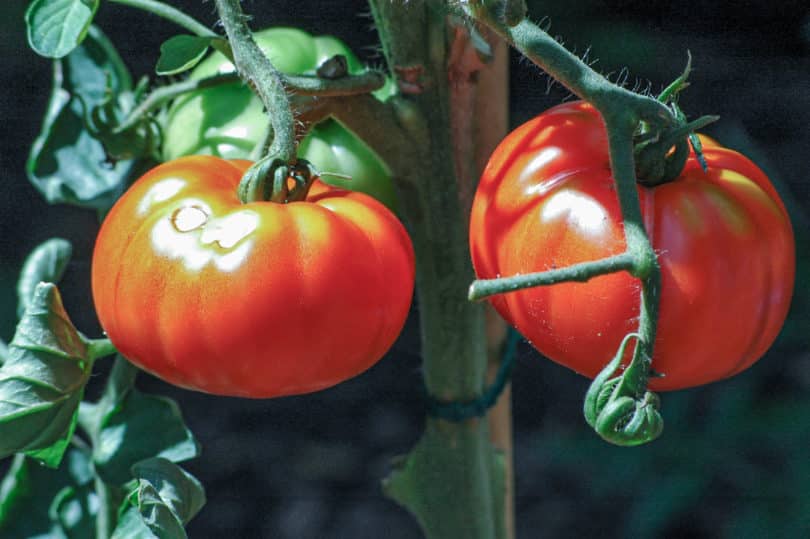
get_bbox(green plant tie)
[426,328,520,422]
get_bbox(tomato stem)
[468,253,636,301]
[114,73,239,135]
[108,0,216,38]
[284,71,387,96]
[214,0,297,168]
[369,1,510,535]
[463,2,668,445]
[86,337,118,361]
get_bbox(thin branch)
[469,253,636,301]
[110,0,216,37]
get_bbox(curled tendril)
[595,391,663,446]
[583,332,664,446]
[77,74,162,163]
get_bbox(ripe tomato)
[470,101,794,391]
[162,27,398,210]
[92,156,414,398]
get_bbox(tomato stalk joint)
[237,156,318,204]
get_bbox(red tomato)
[92,156,414,398]
[470,101,794,391]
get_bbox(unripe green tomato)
[162,27,398,210]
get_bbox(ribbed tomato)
[470,101,794,391]
[92,156,414,397]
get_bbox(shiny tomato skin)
[470,101,794,391]
[92,156,414,398]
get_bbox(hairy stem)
[469,253,636,301]
[214,0,296,163]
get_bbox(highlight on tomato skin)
[91,156,415,398]
[469,101,795,391]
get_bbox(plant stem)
[469,253,636,301]
[285,71,386,96]
[95,477,116,539]
[214,0,296,164]
[466,6,671,125]
[465,4,667,444]
[91,357,138,537]
[109,0,216,37]
[370,2,508,537]
[115,73,238,133]
[602,114,661,393]
[86,337,118,361]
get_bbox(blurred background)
[2,0,809,537]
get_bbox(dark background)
[2,1,810,538]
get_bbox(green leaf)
[112,458,205,539]
[93,389,200,485]
[17,238,73,318]
[0,283,94,468]
[156,35,220,76]
[25,0,100,59]
[112,506,158,538]
[27,25,139,212]
[49,483,98,538]
[0,448,94,538]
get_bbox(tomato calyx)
[237,156,318,203]
[633,114,718,186]
[633,53,718,187]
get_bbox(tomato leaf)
[0,283,94,468]
[49,483,98,538]
[111,458,205,539]
[27,25,141,212]
[0,448,94,537]
[93,385,200,485]
[16,238,73,318]
[25,0,100,59]
[156,35,224,76]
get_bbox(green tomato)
[162,27,397,209]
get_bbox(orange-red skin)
[470,101,795,391]
[92,156,414,398]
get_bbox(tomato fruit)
[162,27,398,210]
[92,156,414,398]
[470,101,794,391]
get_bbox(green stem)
[102,356,139,403]
[285,71,386,96]
[369,2,505,537]
[90,357,137,537]
[95,477,116,539]
[465,4,667,444]
[602,113,660,345]
[466,7,671,127]
[86,338,118,361]
[214,0,296,165]
[115,73,239,134]
[109,0,216,37]
[469,253,635,301]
